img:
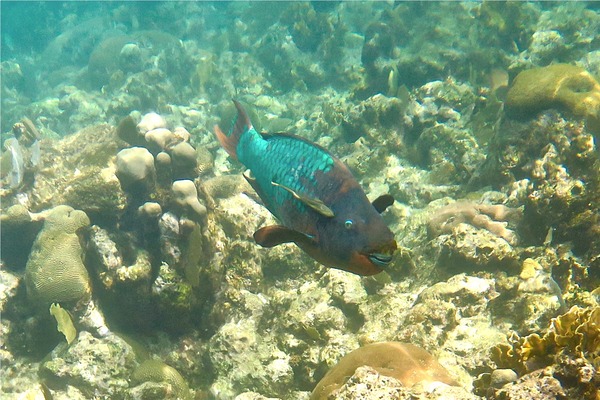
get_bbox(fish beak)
[368,252,393,267]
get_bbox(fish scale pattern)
[237,128,334,218]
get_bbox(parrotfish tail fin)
[213,100,253,161]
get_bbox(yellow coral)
[492,306,600,374]
[505,64,600,133]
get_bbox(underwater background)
[1,1,599,399]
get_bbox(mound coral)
[24,205,91,306]
[505,64,600,133]
[131,359,191,400]
[311,342,457,400]
[115,147,156,194]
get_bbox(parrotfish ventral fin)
[372,194,395,214]
[213,100,253,161]
[271,181,335,218]
[254,225,315,248]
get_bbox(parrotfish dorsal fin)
[254,225,315,248]
[372,194,395,214]
[271,181,335,218]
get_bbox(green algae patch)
[49,303,77,345]
[505,64,600,133]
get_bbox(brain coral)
[505,64,600,133]
[311,342,457,400]
[25,205,91,306]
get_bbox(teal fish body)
[215,101,396,275]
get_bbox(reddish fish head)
[299,193,397,276]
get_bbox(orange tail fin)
[213,100,253,161]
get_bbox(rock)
[490,368,518,388]
[494,369,565,400]
[138,201,162,219]
[434,222,520,274]
[40,331,137,398]
[326,365,409,400]
[0,204,42,269]
[208,318,294,398]
[7,124,128,219]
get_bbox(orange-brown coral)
[310,342,457,400]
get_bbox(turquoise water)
[1,2,599,399]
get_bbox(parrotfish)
[214,100,397,275]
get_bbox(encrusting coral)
[505,64,600,133]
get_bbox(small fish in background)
[214,100,397,275]
[4,138,24,189]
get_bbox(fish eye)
[344,220,353,229]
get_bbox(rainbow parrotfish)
[214,100,397,275]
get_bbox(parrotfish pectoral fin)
[254,225,315,248]
[243,170,269,206]
[372,194,395,214]
[213,100,254,161]
[271,181,335,218]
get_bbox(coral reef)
[2,2,600,399]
